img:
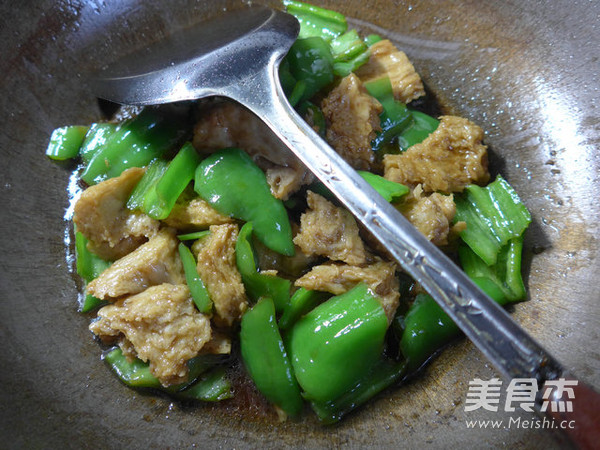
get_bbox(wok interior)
[0,0,597,447]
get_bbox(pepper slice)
[399,280,506,372]
[278,288,329,331]
[285,37,335,105]
[175,367,233,402]
[240,297,303,417]
[288,283,388,402]
[236,222,291,312]
[103,347,223,392]
[364,77,413,152]
[79,123,117,164]
[310,358,407,424]
[283,0,347,42]
[74,230,111,313]
[81,108,185,185]
[46,125,88,161]
[178,243,213,314]
[194,148,294,256]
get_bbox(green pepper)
[288,283,388,402]
[310,359,407,424]
[175,367,233,402]
[240,297,303,417]
[177,230,210,241]
[399,280,506,372]
[81,108,185,185]
[459,237,527,303]
[285,37,335,105]
[194,148,294,256]
[235,222,291,312]
[454,176,531,265]
[104,347,222,391]
[357,171,409,202]
[127,142,200,220]
[151,142,201,219]
[397,111,440,151]
[364,34,383,47]
[278,288,329,331]
[364,77,413,152]
[126,159,169,211]
[79,123,117,164]
[46,125,88,161]
[329,29,371,76]
[75,230,111,313]
[297,100,326,138]
[178,243,212,314]
[283,0,347,41]
[308,172,408,204]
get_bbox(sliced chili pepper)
[194,148,294,256]
[399,279,506,372]
[310,359,407,424]
[283,0,347,41]
[236,222,291,312]
[397,110,439,151]
[278,288,329,331]
[288,283,388,402]
[240,297,303,417]
[46,125,88,161]
[79,122,117,164]
[178,243,212,314]
[454,176,531,265]
[175,367,233,402]
[459,237,526,302]
[75,229,111,313]
[103,347,223,392]
[285,37,335,105]
[81,108,185,185]
[364,77,413,152]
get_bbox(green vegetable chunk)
[178,243,212,314]
[310,359,407,424]
[79,123,117,163]
[330,29,370,76]
[81,108,184,185]
[285,37,335,105]
[288,283,388,402]
[152,142,201,218]
[283,0,347,41]
[308,172,408,204]
[400,281,507,371]
[194,148,294,256]
[128,143,199,220]
[357,171,409,202]
[240,297,303,417]
[397,110,440,151]
[75,230,111,313]
[459,236,527,302]
[175,367,233,402]
[364,77,413,151]
[177,230,210,241]
[278,288,329,330]
[46,125,88,161]
[126,159,169,212]
[454,176,532,265]
[236,222,291,312]
[104,347,222,392]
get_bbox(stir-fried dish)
[46,1,531,423]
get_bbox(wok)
[0,0,598,448]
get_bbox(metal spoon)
[90,5,598,445]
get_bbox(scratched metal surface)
[0,0,598,448]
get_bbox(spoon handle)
[226,61,565,384]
